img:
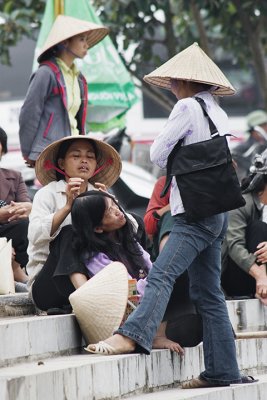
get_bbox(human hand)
[94,182,107,192]
[66,177,84,206]
[254,242,267,264]
[255,272,267,300]
[0,205,12,223]
[249,263,267,300]
[7,201,32,221]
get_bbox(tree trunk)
[190,0,213,58]
[164,0,177,59]
[232,0,267,109]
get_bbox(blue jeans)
[116,213,241,385]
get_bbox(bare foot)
[88,334,136,354]
[152,336,184,355]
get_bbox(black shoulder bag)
[161,97,246,222]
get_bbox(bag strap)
[194,97,219,138]
[160,139,183,197]
[160,97,219,198]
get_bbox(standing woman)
[87,43,256,388]
[19,15,108,166]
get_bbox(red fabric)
[144,176,170,236]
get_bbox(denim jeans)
[116,213,241,385]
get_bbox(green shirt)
[56,58,81,136]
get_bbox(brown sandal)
[182,375,258,389]
[181,377,220,389]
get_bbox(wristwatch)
[152,211,161,220]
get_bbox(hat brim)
[35,136,122,188]
[37,15,109,63]
[69,262,129,344]
[143,42,235,96]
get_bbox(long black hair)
[71,190,149,279]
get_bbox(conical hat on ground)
[69,262,129,344]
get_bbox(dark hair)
[55,138,98,181]
[71,190,149,279]
[0,127,8,155]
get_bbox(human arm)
[28,182,73,247]
[144,176,170,236]
[136,245,152,297]
[150,100,191,168]
[50,177,85,236]
[248,263,267,301]
[226,202,257,274]
[19,67,54,159]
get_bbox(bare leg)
[159,234,169,253]
[70,272,88,289]
[152,321,184,354]
[12,260,28,282]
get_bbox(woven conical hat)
[35,136,121,188]
[144,42,235,96]
[37,15,109,62]
[69,262,129,344]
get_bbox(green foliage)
[0,0,45,65]
[1,0,267,105]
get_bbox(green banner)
[34,0,138,132]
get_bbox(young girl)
[19,15,108,166]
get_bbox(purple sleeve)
[85,252,112,276]
[136,244,152,297]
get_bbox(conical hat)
[37,15,109,62]
[69,262,129,344]
[35,136,122,188]
[144,42,235,96]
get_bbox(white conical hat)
[144,42,235,96]
[69,262,129,344]
[37,15,109,62]
[35,135,122,188]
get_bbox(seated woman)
[27,135,121,289]
[221,173,267,304]
[0,127,31,291]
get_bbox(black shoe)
[46,305,72,315]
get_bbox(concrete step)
[0,298,266,367]
[0,314,83,367]
[0,294,37,317]
[127,374,267,400]
[0,338,266,400]
[226,298,267,332]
